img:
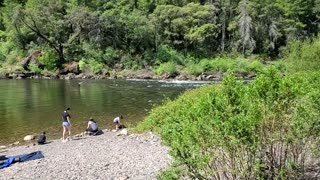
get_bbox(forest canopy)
[0,0,319,75]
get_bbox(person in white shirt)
[86,117,98,134]
[113,115,123,130]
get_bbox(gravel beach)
[0,130,171,180]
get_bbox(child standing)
[113,115,123,130]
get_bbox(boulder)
[24,135,35,141]
[137,72,152,79]
[65,73,76,80]
[0,73,8,79]
[60,61,79,75]
[8,73,17,79]
[75,73,84,79]
[117,128,128,136]
[21,50,44,71]
[0,145,6,149]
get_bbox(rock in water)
[24,135,35,141]
[13,141,20,145]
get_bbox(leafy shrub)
[184,62,203,76]
[155,62,178,76]
[0,50,5,62]
[156,45,185,65]
[79,59,104,74]
[284,36,320,73]
[82,43,104,62]
[121,54,140,70]
[245,60,264,72]
[28,64,42,75]
[78,60,87,71]
[137,67,320,179]
[103,47,119,66]
[6,51,21,65]
[38,49,57,71]
[88,60,104,74]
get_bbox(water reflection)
[0,79,213,145]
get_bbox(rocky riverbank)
[0,129,171,180]
[0,69,256,81]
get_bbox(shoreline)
[0,129,171,179]
[0,69,256,81]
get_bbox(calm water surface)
[0,79,212,145]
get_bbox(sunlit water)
[0,79,214,145]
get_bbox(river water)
[0,79,212,145]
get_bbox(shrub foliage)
[137,68,320,179]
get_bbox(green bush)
[156,45,185,65]
[38,49,57,71]
[0,52,5,62]
[78,60,87,71]
[137,67,320,179]
[245,59,264,72]
[104,47,119,66]
[88,60,104,74]
[79,59,104,74]
[284,36,320,73]
[155,62,178,76]
[184,62,203,76]
[28,64,42,75]
[121,54,140,70]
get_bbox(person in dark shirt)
[62,107,72,142]
[37,132,46,145]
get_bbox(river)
[0,79,212,145]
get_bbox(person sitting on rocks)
[86,117,98,135]
[37,132,46,145]
[113,115,124,130]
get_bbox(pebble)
[0,130,171,180]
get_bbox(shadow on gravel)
[93,130,104,136]
[38,141,53,145]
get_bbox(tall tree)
[238,0,255,54]
[13,0,97,67]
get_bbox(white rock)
[0,145,6,149]
[24,135,35,141]
[117,128,128,136]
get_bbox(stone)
[24,135,35,141]
[0,145,6,149]
[13,141,20,145]
[117,128,128,136]
[75,73,84,79]
[21,50,44,71]
[61,61,79,74]
[115,175,129,180]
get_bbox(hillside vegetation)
[0,0,319,76]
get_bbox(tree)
[237,0,255,54]
[13,0,98,68]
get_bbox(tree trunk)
[57,43,65,68]
[221,7,226,52]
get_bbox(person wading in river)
[62,107,72,142]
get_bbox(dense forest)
[0,0,319,77]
